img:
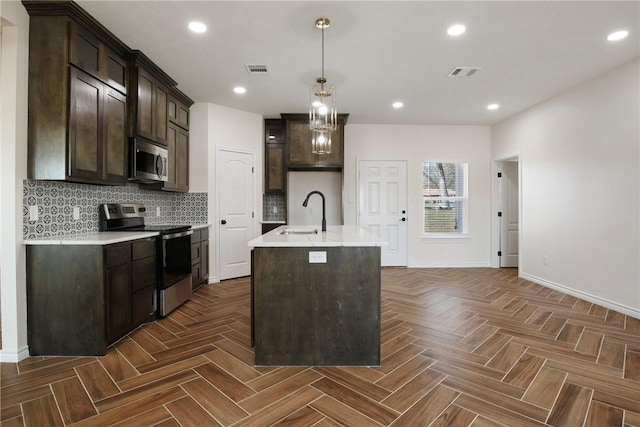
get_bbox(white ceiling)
[76,1,639,126]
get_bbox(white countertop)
[23,231,160,245]
[24,223,211,245]
[248,225,388,248]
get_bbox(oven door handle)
[162,230,193,240]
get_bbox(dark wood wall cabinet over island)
[23,0,193,192]
[249,225,386,366]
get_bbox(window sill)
[421,234,470,242]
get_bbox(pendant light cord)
[321,24,325,80]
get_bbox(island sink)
[278,228,319,235]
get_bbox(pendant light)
[310,17,337,154]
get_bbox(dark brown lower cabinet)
[252,246,381,366]
[27,237,157,356]
[191,228,210,289]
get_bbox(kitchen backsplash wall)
[23,180,207,239]
[263,194,286,222]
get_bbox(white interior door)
[218,149,254,280]
[500,161,519,267]
[358,160,408,266]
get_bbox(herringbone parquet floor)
[1,268,639,426]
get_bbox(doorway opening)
[496,157,520,268]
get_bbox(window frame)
[422,161,469,238]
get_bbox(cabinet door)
[266,144,285,193]
[169,97,190,130]
[104,87,127,183]
[165,125,177,188]
[68,67,103,181]
[163,124,189,192]
[103,48,127,94]
[136,70,155,141]
[200,238,209,282]
[133,287,156,325]
[175,126,189,191]
[286,122,315,166]
[106,261,132,344]
[154,84,169,144]
[69,24,101,78]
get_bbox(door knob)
[400,218,406,222]
[221,219,227,225]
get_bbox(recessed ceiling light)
[188,21,207,33]
[392,101,404,109]
[447,24,466,36]
[233,86,247,94]
[487,103,500,111]
[607,30,629,41]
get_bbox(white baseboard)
[407,261,491,268]
[520,272,640,320]
[207,276,220,284]
[0,345,30,363]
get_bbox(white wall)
[492,58,640,316]
[0,1,30,362]
[344,125,492,267]
[190,102,263,282]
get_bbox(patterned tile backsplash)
[23,180,208,239]
[263,194,286,222]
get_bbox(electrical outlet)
[543,255,549,265]
[156,206,161,217]
[309,251,327,264]
[272,206,278,214]
[29,205,39,221]
[73,206,80,220]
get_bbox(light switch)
[73,206,80,220]
[156,206,161,217]
[309,251,327,263]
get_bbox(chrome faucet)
[302,191,327,232]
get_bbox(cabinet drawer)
[132,256,156,292]
[132,238,156,260]
[191,229,202,244]
[191,242,201,264]
[105,243,131,267]
[201,228,209,240]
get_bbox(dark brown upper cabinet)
[281,113,349,170]
[69,22,127,94]
[23,1,130,185]
[143,87,193,193]
[264,119,286,194]
[169,93,191,131]
[128,52,175,147]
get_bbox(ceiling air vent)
[448,67,481,78]
[245,64,270,75]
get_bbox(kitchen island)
[248,225,386,366]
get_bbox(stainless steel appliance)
[99,203,192,317]
[130,138,169,183]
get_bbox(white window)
[423,162,468,236]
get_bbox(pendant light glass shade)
[309,17,337,153]
[310,78,337,133]
[311,129,332,154]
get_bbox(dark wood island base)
[252,246,381,366]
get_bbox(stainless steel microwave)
[130,138,168,183]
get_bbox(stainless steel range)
[99,203,193,317]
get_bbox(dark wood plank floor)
[1,268,639,426]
